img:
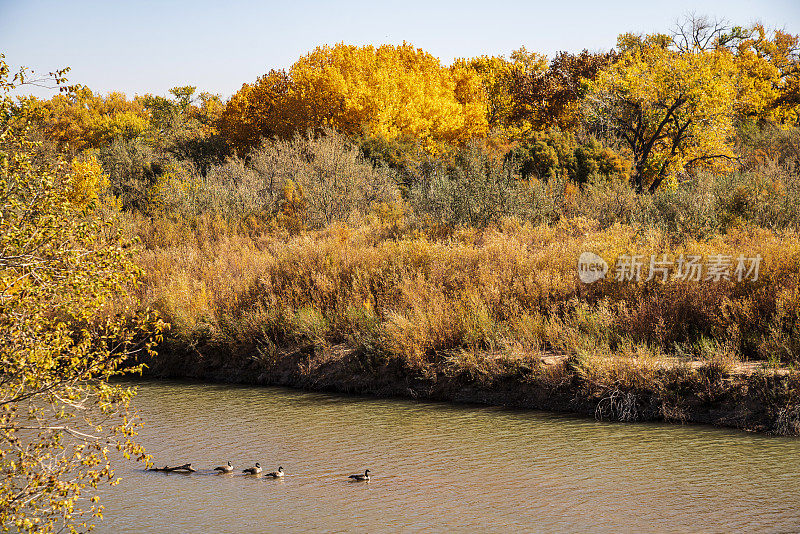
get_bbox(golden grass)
[126,213,800,372]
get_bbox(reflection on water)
[95,381,800,533]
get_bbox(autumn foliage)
[4,16,800,529]
[220,43,488,156]
[0,57,163,533]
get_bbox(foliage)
[135,214,800,373]
[268,130,399,227]
[62,153,108,207]
[3,18,800,531]
[509,127,630,183]
[409,140,520,228]
[725,24,800,124]
[736,119,800,170]
[21,88,150,152]
[141,86,228,173]
[0,56,162,532]
[510,50,616,132]
[588,36,738,193]
[220,43,488,156]
[97,137,163,212]
[149,130,399,231]
[454,48,547,132]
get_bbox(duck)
[348,469,370,481]
[264,466,284,478]
[213,461,233,473]
[242,462,262,475]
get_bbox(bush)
[409,141,519,228]
[98,137,164,211]
[135,216,800,368]
[152,130,400,230]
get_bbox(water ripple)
[95,381,800,533]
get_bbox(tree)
[22,87,150,152]
[141,86,228,174]
[669,15,800,123]
[219,43,489,156]
[0,56,162,532]
[587,35,737,193]
[218,69,295,156]
[725,24,800,124]
[670,14,730,52]
[454,49,546,133]
[510,50,615,132]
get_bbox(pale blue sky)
[1,0,798,98]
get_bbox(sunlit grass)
[128,214,800,371]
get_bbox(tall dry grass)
[130,214,800,370]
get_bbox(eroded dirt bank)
[138,341,800,435]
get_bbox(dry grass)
[127,213,800,372]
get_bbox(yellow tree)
[194,91,226,135]
[220,43,488,155]
[454,48,547,134]
[219,69,296,156]
[588,35,738,193]
[23,87,149,152]
[669,16,800,123]
[727,24,800,124]
[0,56,162,533]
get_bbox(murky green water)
[94,381,800,533]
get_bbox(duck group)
[202,462,370,481]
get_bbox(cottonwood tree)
[587,34,738,193]
[454,49,547,133]
[726,24,800,123]
[510,50,616,131]
[670,14,800,123]
[220,44,489,156]
[20,87,150,152]
[671,13,730,52]
[0,56,162,533]
[218,69,294,156]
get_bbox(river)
[94,381,800,533]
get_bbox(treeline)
[7,16,800,367]
[7,16,798,239]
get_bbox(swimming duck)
[242,462,262,475]
[214,461,233,473]
[348,469,370,481]
[264,466,284,478]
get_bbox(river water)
[94,381,800,533]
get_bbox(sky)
[1,0,799,99]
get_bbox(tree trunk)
[631,158,646,194]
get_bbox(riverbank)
[138,339,800,435]
[126,218,800,436]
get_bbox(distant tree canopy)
[20,85,224,153]
[509,49,617,133]
[728,24,800,123]
[219,43,489,156]
[452,47,547,133]
[21,87,150,151]
[586,22,800,193]
[15,18,800,196]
